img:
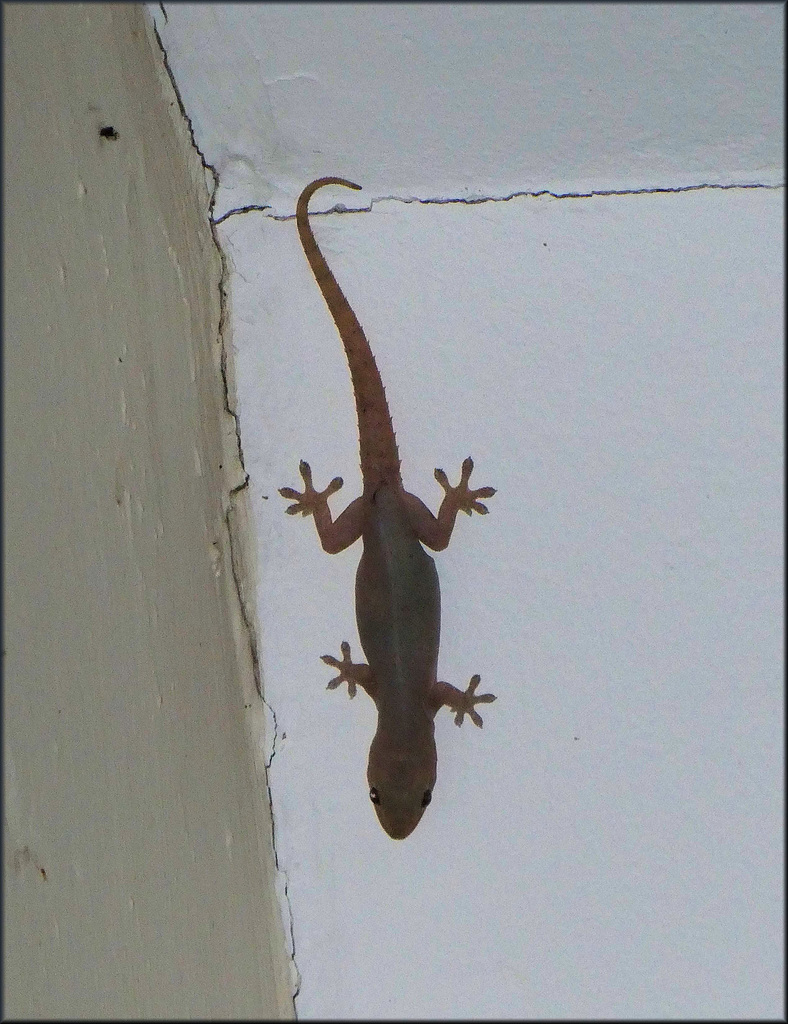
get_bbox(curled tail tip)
[323,176,362,191]
[300,177,362,203]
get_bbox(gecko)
[280,177,496,839]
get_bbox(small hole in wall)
[99,126,119,140]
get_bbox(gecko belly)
[355,485,441,711]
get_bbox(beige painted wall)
[3,4,293,1017]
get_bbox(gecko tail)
[299,177,362,201]
[296,178,401,490]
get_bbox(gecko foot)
[434,457,496,517]
[320,641,372,699]
[450,674,497,728]
[279,460,343,517]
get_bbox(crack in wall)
[151,24,248,484]
[151,15,300,1015]
[214,203,270,227]
[262,701,302,1002]
[214,179,781,225]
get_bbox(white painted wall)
[152,1,783,217]
[152,3,783,1018]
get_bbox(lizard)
[279,177,497,839]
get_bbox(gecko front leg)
[321,641,377,701]
[280,460,365,553]
[431,674,497,727]
[403,456,496,552]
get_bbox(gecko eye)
[369,788,380,804]
[421,790,432,807]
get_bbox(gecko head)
[367,726,437,840]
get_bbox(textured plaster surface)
[151,4,783,1017]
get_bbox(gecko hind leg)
[280,461,365,553]
[404,456,496,552]
[435,457,496,518]
[279,460,343,517]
